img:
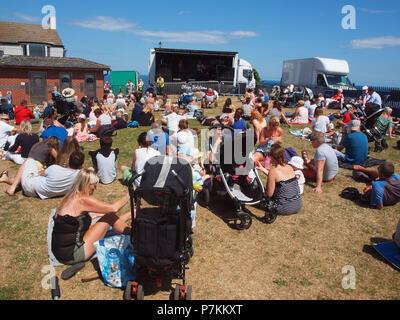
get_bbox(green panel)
[109,71,138,87]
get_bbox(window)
[317,74,326,87]
[59,73,72,91]
[325,74,352,86]
[242,69,253,80]
[29,44,46,57]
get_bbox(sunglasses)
[1,118,10,121]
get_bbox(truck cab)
[281,57,356,96]
[236,58,256,89]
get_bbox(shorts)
[256,141,274,157]
[59,244,86,265]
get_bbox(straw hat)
[62,88,75,98]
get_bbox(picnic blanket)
[338,157,385,170]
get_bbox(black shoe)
[61,262,85,280]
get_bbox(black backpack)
[96,124,116,138]
[340,187,360,200]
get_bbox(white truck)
[280,57,356,95]
[148,48,255,92]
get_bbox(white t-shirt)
[134,147,161,185]
[307,103,318,121]
[0,121,15,149]
[116,98,126,109]
[312,115,330,133]
[164,113,185,134]
[34,165,79,200]
[99,114,112,125]
[95,150,117,185]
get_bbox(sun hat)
[288,156,304,170]
[78,114,86,119]
[349,119,361,131]
[362,86,368,91]
[62,88,75,98]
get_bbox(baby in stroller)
[203,125,278,230]
[124,155,194,300]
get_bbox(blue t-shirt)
[341,131,369,165]
[370,174,400,207]
[42,125,68,147]
[232,118,246,131]
[186,104,198,118]
[148,130,170,155]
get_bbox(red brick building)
[0,21,110,104]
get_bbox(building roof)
[0,21,63,46]
[0,55,111,70]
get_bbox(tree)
[253,68,261,84]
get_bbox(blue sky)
[2,0,400,86]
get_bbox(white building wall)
[0,44,23,56]
[49,47,64,57]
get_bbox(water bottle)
[107,248,120,287]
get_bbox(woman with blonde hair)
[139,104,157,126]
[253,116,284,167]
[51,168,131,265]
[3,120,39,165]
[289,100,309,124]
[251,109,267,142]
[312,107,332,136]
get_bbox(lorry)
[280,57,356,95]
[148,48,255,93]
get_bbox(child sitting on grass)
[89,136,119,185]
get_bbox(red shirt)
[331,94,343,103]
[14,105,35,125]
[342,112,352,124]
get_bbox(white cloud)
[71,16,260,44]
[71,16,136,32]
[350,36,400,49]
[13,12,41,23]
[178,10,191,15]
[359,8,400,14]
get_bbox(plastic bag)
[94,235,136,288]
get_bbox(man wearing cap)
[335,119,369,165]
[358,86,370,109]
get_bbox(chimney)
[49,15,56,30]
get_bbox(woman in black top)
[52,168,131,264]
[139,105,156,126]
[4,120,39,165]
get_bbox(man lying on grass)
[354,161,400,210]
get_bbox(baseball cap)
[362,86,368,91]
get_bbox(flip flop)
[61,262,85,281]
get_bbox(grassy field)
[0,96,399,300]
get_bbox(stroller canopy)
[140,155,193,198]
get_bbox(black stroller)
[348,102,387,152]
[124,155,194,300]
[202,125,278,230]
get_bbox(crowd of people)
[1,81,400,266]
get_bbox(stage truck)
[148,48,255,94]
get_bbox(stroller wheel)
[185,285,192,300]
[124,281,133,300]
[264,211,277,224]
[198,188,210,207]
[173,284,181,300]
[136,284,144,300]
[234,211,252,230]
[374,141,383,152]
